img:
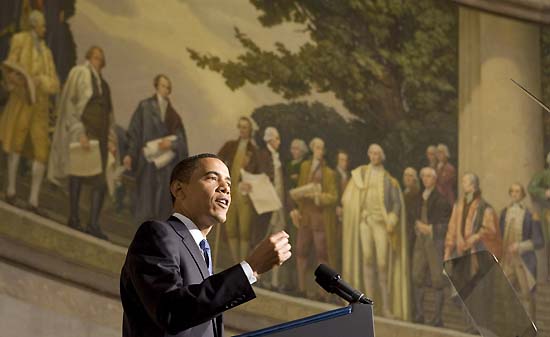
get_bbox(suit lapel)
[167,216,209,280]
[427,190,437,213]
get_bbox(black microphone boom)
[314,264,373,305]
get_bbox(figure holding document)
[217,116,260,263]
[124,74,189,223]
[290,137,337,298]
[48,46,112,239]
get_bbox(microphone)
[314,264,373,304]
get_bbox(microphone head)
[314,264,340,293]
[314,264,339,279]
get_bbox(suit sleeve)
[126,221,256,334]
[173,124,189,160]
[433,197,451,240]
[445,204,459,258]
[126,102,144,165]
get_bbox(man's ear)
[170,180,186,200]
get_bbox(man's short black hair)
[169,153,221,203]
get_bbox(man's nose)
[218,181,230,194]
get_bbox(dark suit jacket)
[257,147,275,182]
[120,216,256,337]
[413,189,452,243]
[217,139,259,174]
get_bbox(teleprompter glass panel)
[443,251,537,337]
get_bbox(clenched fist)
[246,231,292,276]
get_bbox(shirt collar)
[172,212,205,248]
[510,202,524,209]
[85,61,101,80]
[157,93,167,104]
[422,187,434,200]
[267,143,278,155]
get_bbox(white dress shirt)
[172,213,257,284]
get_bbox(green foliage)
[252,101,456,177]
[252,101,353,167]
[188,0,458,176]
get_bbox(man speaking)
[120,153,292,337]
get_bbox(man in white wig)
[342,143,410,319]
[256,126,287,290]
[48,46,114,239]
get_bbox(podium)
[234,303,375,337]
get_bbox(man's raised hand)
[246,231,291,276]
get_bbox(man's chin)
[214,213,227,224]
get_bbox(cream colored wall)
[458,7,543,211]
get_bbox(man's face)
[156,77,171,99]
[268,135,280,151]
[175,158,231,228]
[422,173,436,189]
[89,49,105,72]
[312,142,324,160]
[337,153,349,170]
[368,149,382,166]
[436,149,447,162]
[426,149,436,162]
[290,143,302,160]
[510,185,524,203]
[403,173,416,189]
[462,175,474,194]
[238,120,252,139]
[34,21,46,38]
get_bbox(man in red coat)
[436,143,456,206]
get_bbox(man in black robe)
[124,74,189,223]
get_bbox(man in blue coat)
[500,182,544,319]
[124,74,189,223]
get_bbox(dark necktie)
[199,239,213,276]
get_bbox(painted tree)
[188,0,458,173]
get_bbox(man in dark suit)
[411,167,451,326]
[120,153,292,337]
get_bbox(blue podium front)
[235,303,374,337]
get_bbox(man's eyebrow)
[204,171,231,182]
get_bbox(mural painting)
[2,0,550,335]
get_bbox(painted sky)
[70,0,350,154]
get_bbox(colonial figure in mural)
[500,183,544,319]
[403,167,420,261]
[435,143,456,206]
[217,116,259,262]
[48,46,111,239]
[334,149,350,271]
[290,137,337,298]
[123,74,189,224]
[0,10,59,212]
[411,167,451,326]
[284,138,308,292]
[285,138,308,193]
[341,144,410,320]
[256,127,286,290]
[444,173,501,261]
[426,145,438,169]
